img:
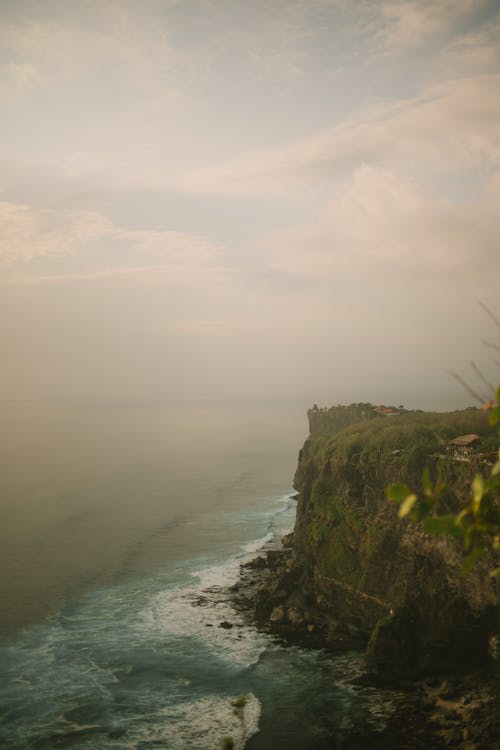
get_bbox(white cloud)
[376,0,481,52]
[116,229,221,265]
[0,8,178,100]
[263,164,499,283]
[136,74,500,197]
[0,202,113,263]
[0,201,221,270]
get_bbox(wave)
[0,491,297,749]
[127,693,261,750]
[144,543,270,667]
[143,492,296,666]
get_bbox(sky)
[1,0,499,410]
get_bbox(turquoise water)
[0,493,394,749]
[0,404,393,748]
[0,495,287,748]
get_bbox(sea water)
[0,403,393,749]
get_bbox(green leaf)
[398,494,418,518]
[455,508,471,526]
[413,497,434,521]
[423,515,464,537]
[492,460,500,477]
[489,405,500,426]
[472,475,484,514]
[490,567,500,578]
[483,476,498,494]
[464,524,479,550]
[461,545,485,573]
[387,483,411,503]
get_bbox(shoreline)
[228,532,500,749]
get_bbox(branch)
[483,340,500,356]
[470,361,496,399]
[477,299,500,334]
[448,371,486,405]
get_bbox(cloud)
[116,229,220,265]
[0,201,222,271]
[439,10,500,76]
[0,202,113,263]
[134,73,500,197]
[263,164,499,284]
[376,0,482,53]
[0,7,178,100]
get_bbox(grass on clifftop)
[309,409,495,466]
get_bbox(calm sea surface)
[0,402,391,749]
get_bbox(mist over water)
[0,401,306,636]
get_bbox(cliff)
[307,402,381,436]
[241,406,499,681]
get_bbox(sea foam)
[126,693,261,750]
[143,494,296,668]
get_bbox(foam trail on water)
[146,537,273,666]
[132,693,262,750]
[143,493,296,667]
[0,492,297,749]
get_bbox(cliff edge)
[238,405,499,682]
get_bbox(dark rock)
[438,680,459,699]
[254,586,272,620]
[227,404,500,749]
[219,620,233,629]
[192,595,209,607]
[242,556,267,570]
[266,549,291,568]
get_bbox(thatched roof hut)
[448,434,480,447]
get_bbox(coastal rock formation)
[237,405,499,682]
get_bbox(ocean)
[0,402,392,749]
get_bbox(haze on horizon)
[1,0,499,411]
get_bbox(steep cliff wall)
[307,403,380,436]
[252,407,499,680]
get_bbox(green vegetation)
[221,737,235,750]
[322,408,492,463]
[310,478,339,516]
[299,404,497,587]
[308,402,380,437]
[405,427,440,471]
[307,476,366,586]
[387,387,500,575]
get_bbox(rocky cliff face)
[245,408,499,681]
[307,402,379,436]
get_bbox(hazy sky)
[1,0,499,409]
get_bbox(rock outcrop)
[236,406,499,682]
